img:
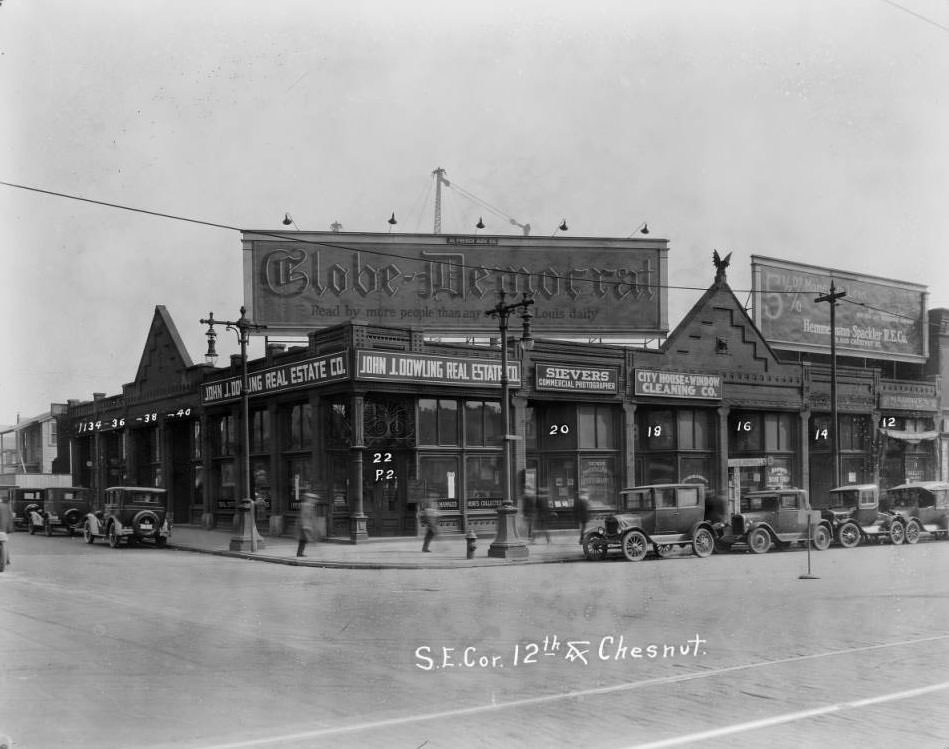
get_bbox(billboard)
[242,231,668,338]
[751,256,928,363]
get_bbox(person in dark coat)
[533,489,551,544]
[0,492,13,569]
[575,489,591,544]
[522,488,537,541]
[296,491,319,558]
[420,499,439,552]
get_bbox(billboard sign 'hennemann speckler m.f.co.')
[241,231,668,338]
[751,256,928,363]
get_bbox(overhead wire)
[0,178,941,331]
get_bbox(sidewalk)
[168,526,588,569]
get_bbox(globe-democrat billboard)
[242,231,668,338]
[751,256,928,363]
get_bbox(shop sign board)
[202,351,349,405]
[356,350,519,387]
[634,369,722,399]
[752,256,928,363]
[241,231,668,338]
[535,363,618,393]
[879,393,938,412]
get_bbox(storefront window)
[250,409,271,452]
[192,420,202,460]
[419,399,458,445]
[580,457,615,506]
[677,409,712,450]
[210,414,236,456]
[216,460,236,510]
[419,455,459,512]
[285,456,313,511]
[540,403,578,450]
[578,405,615,448]
[639,409,675,450]
[465,456,502,510]
[465,400,502,446]
[285,403,312,450]
[765,413,793,451]
[733,412,763,452]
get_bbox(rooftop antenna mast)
[432,167,450,234]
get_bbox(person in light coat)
[296,491,319,558]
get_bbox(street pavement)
[167,524,587,569]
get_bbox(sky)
[1,0,948,425]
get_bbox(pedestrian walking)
[420,499,439,552]
[522,488,537,541]
[0,491,13,571]
[296,491,319,558]
[575,489,591,544]
[534,489,552,544]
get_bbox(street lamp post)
[815,282,846,488]
[485,290,534,559]
[201,307,267,552]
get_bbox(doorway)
[363,449,409,536]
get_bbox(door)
[168,421,192,524]
[776,493,804,535]
[653,486,680,534]
[363,449,408,536]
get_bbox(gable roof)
[132,306,194,386]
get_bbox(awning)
[879,428,940,444]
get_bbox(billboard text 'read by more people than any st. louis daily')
[751,256,928,363]
[241,231,668,338]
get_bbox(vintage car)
[581,483,720,562]
[727,488,832,554]
[82,486,172,548]
[6,487,46,533]
[882,482,949,544]
[813,484,902,547]
[41,487,93,536]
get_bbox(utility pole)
[815,282,846,488]
[432,167,449,234]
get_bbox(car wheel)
[904,520,921,545]
[654,543,673,558]
[838,522,860,548]
[621,530,648,562]
[0,541,5,572]
[889,521,905,545]
[692,528,715,558]
[748,528,772,554]
[107,524,121,549]
[812,524,831,551]
[83,521,95,544]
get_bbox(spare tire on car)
[132,510,160,538]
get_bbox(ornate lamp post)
[201,307,267,552]
[485,290,534,559]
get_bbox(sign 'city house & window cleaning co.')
[634,369,722,399]
[202,352,349,405]
[356,351,519,387]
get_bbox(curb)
[167,542,586,570]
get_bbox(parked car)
[6,487,46,533]
[82,487,171,548]
[882,482,949,544]
[41,487,93,536]
[726,488,831,554]
[581,483,720,562]
[813,484,904,547]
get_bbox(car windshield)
[623,491,654,511]
[828,490,858,508]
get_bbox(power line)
[880,0,949,34]
[1,178,942,332]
